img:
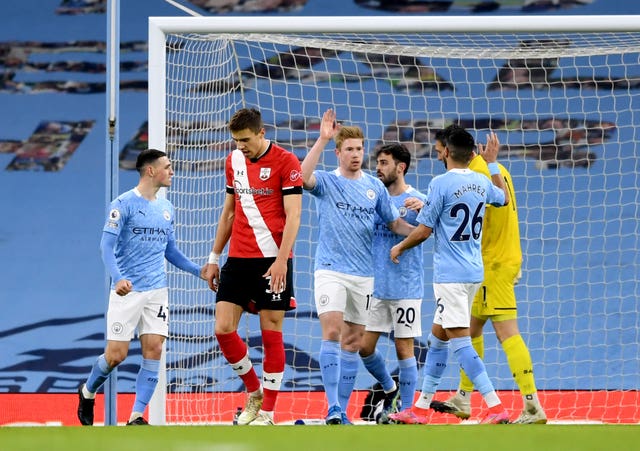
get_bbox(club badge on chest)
[260,167,271,181]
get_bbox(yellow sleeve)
[470,155,522,272]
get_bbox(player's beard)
[379,172,397,187]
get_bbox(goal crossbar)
[149,15,640,34]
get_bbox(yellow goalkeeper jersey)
[469,154,522,271]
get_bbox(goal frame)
[147,14,640,425]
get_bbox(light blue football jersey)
[416,168,505,283]
[103,188,175,291]
[373,186,428,300]
[309,169,399,277]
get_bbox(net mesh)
[159,28,640,424]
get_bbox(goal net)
[148,15,640,424]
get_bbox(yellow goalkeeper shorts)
[471,267,519,320]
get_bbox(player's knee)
[105,351,127,368]
[104,342,129,367]
[144,342,164,359]
[395,341,415,360]
[322,328,341,343]
[341,334,362,352]
[214,323,236,336]
[359,348,372,358]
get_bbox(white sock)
[483,391,501,409]
[129,411,144,422]
[414,392,433,410]
[384,381,398,394]
[82,384,96,400]
[457,389,470,400]
[523,392,541,408]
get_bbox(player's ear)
[444,147,450,159]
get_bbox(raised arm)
[478,132,510,206]
[301,108,341,190]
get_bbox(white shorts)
[366,297,422,338]
[314,269,373,326]
[432,283,481,329]
[106,287,169,341]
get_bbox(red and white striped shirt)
[225,142,303,258]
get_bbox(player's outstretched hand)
[478,131,500,163]
[319,108,341,142]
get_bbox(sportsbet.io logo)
[111,322,124,335]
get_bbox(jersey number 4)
[157,305,168,321]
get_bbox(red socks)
[261,329,284,412]
[216,331,260,393]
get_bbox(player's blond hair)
[335,125,364,150]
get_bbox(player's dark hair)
[229,108,263,134]
[435,123,466,146]
[376,143,411,175]
[136,148,166,174]
[445,128,475,163]
[434,128,448,146]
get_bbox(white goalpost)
[148,15,640,425]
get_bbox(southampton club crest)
[260,167,271,181]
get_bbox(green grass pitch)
[1,424,638,451]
